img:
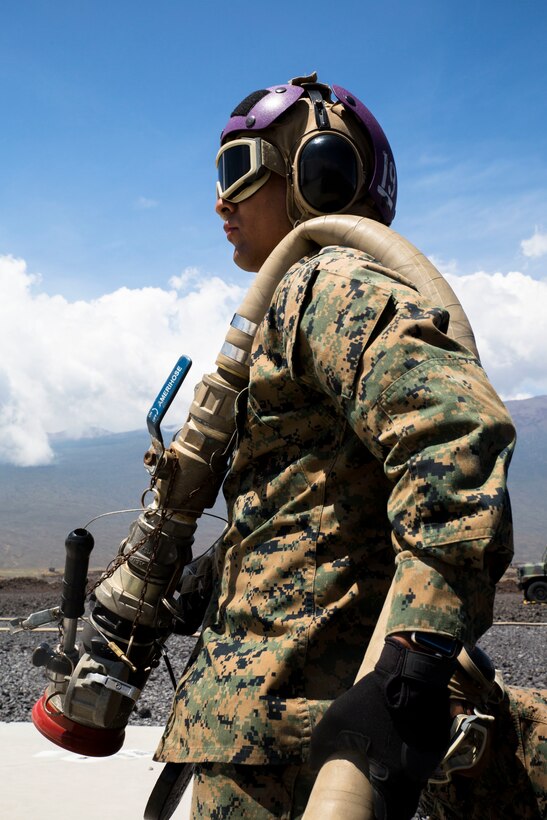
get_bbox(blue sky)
[1,0,547,464]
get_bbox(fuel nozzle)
[27,352,240,758]
[31,528,126,756]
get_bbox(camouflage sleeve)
[289,253,515,645]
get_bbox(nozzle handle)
[61,528,94,619]
[147,355,192,450]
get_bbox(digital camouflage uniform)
[189,760,316,819]
[155,247,515,808]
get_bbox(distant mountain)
[0,397,545,572]
[504,395,547,560]
[0,429,227,572]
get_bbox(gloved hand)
[310,637,457,820]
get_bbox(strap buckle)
[429,709,495,784]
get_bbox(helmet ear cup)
[295,133,363,215]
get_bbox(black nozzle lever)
[61,528,95,619]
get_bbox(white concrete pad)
[0,723,192,819]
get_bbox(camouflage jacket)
[156,246,515,765]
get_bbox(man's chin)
[233,249,260,273]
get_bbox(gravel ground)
[1,575,546,726]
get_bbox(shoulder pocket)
[285,267,393,401]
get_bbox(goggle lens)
[217,143,254,198]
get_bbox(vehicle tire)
[526,581,547,602]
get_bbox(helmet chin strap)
[285,166,305,227]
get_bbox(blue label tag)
[147,355,192,446]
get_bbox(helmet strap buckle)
[307,88,330,130]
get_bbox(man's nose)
[215,197,236,217]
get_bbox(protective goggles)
[216,137,285,203]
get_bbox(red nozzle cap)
[32,693,125,757]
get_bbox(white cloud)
[443,268,547,399]
[168,267,201,289]
[0,255,245,466]
[521,229,547,258]
[2,252,546,467]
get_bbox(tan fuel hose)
[301,586,394,819]
[221,214,478,364]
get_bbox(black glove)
[310,637,457,820]
[171,547,215,635]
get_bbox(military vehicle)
[516,547,547,602]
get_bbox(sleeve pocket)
[285,268,392,401]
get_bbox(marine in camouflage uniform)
[153,76,520,817]
[155,246,515,803]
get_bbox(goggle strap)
[261,140,285,176]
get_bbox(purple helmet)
[218,74,397,225]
